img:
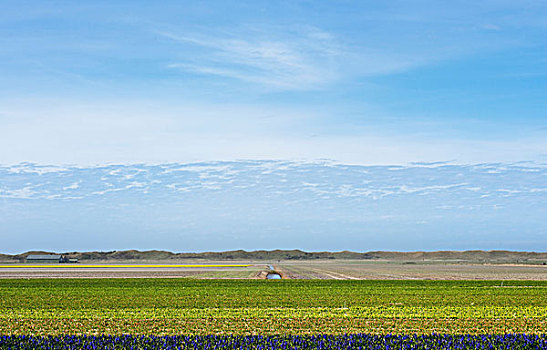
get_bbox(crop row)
[1,334,547,349]
[1,318,546,335]
[1,306,546,320]
[1,279,546,310]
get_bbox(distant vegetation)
[1,249,546,263]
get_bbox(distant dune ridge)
[1,250,546,263]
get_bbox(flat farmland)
[277,260,547,280]
[0,279,546,335]
[0,262,263,279]
[2,259,546,280]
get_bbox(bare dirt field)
[1,259,546,279]
[276,260,547,280]
[0,261,264,279]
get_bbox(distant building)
[25,255,73,263]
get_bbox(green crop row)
[1,279,545,310]
[1,306,546,320]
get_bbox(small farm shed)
[26,254,64,263]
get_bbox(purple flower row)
[1,334,546,350]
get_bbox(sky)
[0,1,546,253]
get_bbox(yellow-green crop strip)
[2,306,546,319]
[0,279,545,335]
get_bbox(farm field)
[1,259,546,280]
[278,260,547,280]
[0,262,263,279]
[0,279,546,336]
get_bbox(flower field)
[0,279,545,346]
[1,334,547,349]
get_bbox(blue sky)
[0,1,546,252]
[1,0,546,165]
[1,161,545,253]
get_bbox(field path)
[305,267,359,280]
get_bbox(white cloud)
[158,26,342,90]
[153,12,528,92]
[2,160,544,202]
[0,186,38,199]
[63,182,80,190]
[398,183,468,194]
[6,164,69,175]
